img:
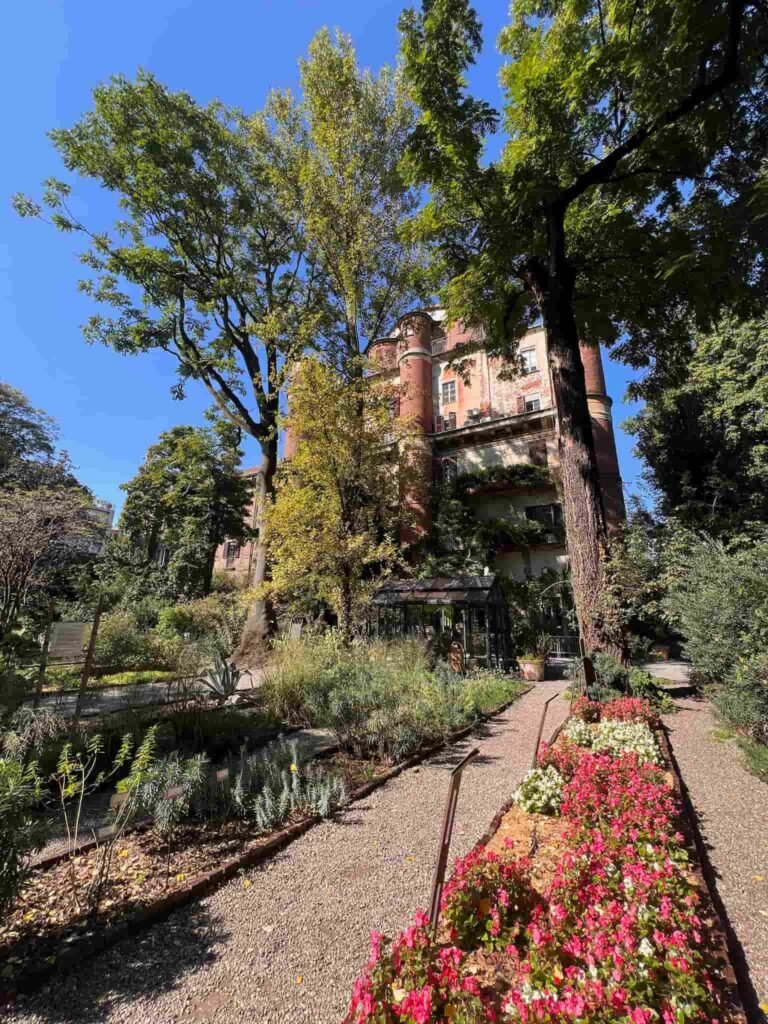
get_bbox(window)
[525,503,564,542]
[442,380,457,404]
[225,541,241,567]
[528,441,548,467]
[520,348,537,374]
[443,411,457,430]
[524,393,541,413]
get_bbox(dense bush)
[94,611,159,671]
[156,589,253,658]
[261,636,525,762]
[664,534,768,747]
[664,535,768,684]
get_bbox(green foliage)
[201,654,242,702]
[265,361,408,637]
[94,610,157,671]
[421,468,546,576]
[155,589,253,658]
[0,382,57,476]
[260,27,429,377]
[120,423,252,600]
[0,757,47,912]
[664,535,768,686]
[712,655,768,746]
[262,636,525,762]
[626,316,768,540]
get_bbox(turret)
[396,312,434,545]
[579,342,626,533]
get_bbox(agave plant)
[202,653,242,701]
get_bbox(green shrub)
[713,654,768,744]
[262,636,524,762]
[155,590,253,658]
[94,611,155,671]
[0,757,48,911]
[664,535,768,684]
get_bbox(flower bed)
[1,690,530,999]
[345,698,740,1024]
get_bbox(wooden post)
[74,595,104,720]
[33,598,55,709]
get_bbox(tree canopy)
[259,28,430,379]
[626,315,768,539]
[120,423,251,599]
[399,0,768,653]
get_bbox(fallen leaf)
[753,875,765,883]
[296,976,303,984]
[118,850,130,859]
[242,879,252,888]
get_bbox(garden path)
[12,681,569,1024]
[663,693,768,1021]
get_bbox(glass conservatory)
[369,575,511,669]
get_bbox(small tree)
[264,360,411,640]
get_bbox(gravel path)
[664,696,768,1021]
[11,681,568,1024]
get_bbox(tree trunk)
[235,442,278,670]
[526,207,624,657]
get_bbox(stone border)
[1,688,530,1000]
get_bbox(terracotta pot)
[650,644,671,661]
[519,658,546,682]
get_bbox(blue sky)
[1,0,646,519]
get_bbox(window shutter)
[516,395,526,415]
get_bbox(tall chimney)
[579,342,626,533]
[397,312,434,546]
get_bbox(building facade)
[211,465,263,582]
[369,309,625,581]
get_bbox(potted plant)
[517,633,552,682]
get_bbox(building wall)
[368,308,626,580]
[212,467,262,582]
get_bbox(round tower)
[397,312,434,546]
[579,342,626,533]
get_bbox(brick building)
[211,465,263,582]
[219,308,625,589]
[368,308,625,581]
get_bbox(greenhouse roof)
[370,575,501,608]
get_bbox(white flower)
[638,937,655,958]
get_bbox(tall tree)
[120,423,251,599]
[14,71,322,655]
[0,383,57,474]
[399,0,767,653]
[259,28,430,380]
[264,360,411,641]
[626,314,768,539]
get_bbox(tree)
[260,28,430,381]
[0,383,57,474]
[264,360,411,641]
[626,314,768,539]
[119,423,251,599]
[399,0,767,653]
[0,487,92,636]
[14,71,322,655]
